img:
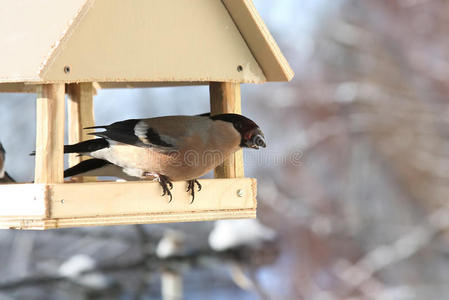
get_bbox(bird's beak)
[249,129,266,149]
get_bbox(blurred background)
[2,0,449,299]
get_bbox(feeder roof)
[0,0,293,85]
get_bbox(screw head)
[237,189,244,197]
[63,66,71,74]
[237,65,243,72]
[61,199,65,204]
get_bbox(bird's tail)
[64,158,111,178]
[84,125,107,130]
[64,138,110,154]
[29,138,109,156]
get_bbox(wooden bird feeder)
[0,0,293,229]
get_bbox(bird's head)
[211,114,266,149]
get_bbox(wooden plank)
[67,83,95,167]
[41,0,265,84]
[0,83,37,93]
[222,0,294,82]
[50,178,255,218]
[96,81,207,89]
[0,184,47,218]
[0,219,49,230]
[34,84,65,184]
[1,209,256,230]
[209,82,244,178]
[66,83,96,182]
[0,0,292,84]
[0,0,89,83]
[0,178,257,229]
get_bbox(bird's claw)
[158,175,173,203]
[167,180,173,190]
[187,179,202,204]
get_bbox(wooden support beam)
[0,178,257,229]
[0,83,37,93]
[34,84,65,184]
[209,82,244,178]
[66,83,95,178]
[222,0,294,82]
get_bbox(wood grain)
[1,209,257,230]
[0,179,257,229]
[67,83,96,182]
[209,82,244,178]
[41,0,265,83]
[50,178,255,218]
[34,84,65,184]
[0,83,37,93]
[222,0,294,81]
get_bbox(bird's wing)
[64,159,111,178]
[87,116,210,153]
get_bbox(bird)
[63,113,266,202]
[0,142,15,183]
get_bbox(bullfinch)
[63,113,266,202]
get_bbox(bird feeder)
[0,0,293,229]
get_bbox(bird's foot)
[186,179,202,204]
[155,174,173,203]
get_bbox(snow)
[208,219,277,251]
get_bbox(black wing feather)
[64,138,110,154]
[88,119,176,151]
[88,119,144,146]
[64,159,110,178]
[145,128,174,148]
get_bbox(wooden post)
[209,82,244,178]
[67,83,95,182]
[34,84,65,184]
[66,83,95,182]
